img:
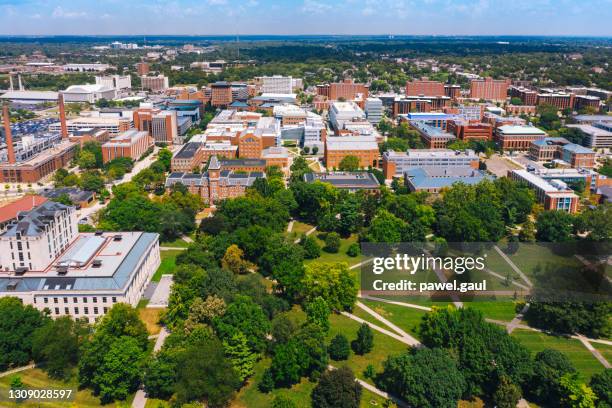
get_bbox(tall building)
[536,92,574,110]
[140,75,169,92]
[0,201,161,322]
[95,75,132,90]
[365,98,383,125]
[469,77,510,101]
[136,62,150,76]
[406,80,445,96]
[261,76,293,94]
[133,107,178,144]
[509,86,538,105]
[210,82,233,107]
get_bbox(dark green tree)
[329,334,350,361]
[311,366,362,408]
[351,323,374,355]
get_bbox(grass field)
[152,250,183,282]
[592,342,612,366]
[511,329,606,380]
[304,233,364,266]
[159,237,190,248]
[138,307,163,335]
[464,301,519,322]
[357,298,427,338]
[0,368,133,407]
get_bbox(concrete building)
[566,123,612,148]
[0,202,160,322]
[304,172,380,192]
[469,77,510,101]
[325,136,379,169]
[529,137,596,168]
[382,149,479,179]
[329,101,366,131]
[509,170,579,213]
[273,104,308,126]
[0,195,48,232]
[141,75,169,92]
[63,63,110,72]
[405,167,492,193]
[365,98,383,125]
[261,75,294,94]
[50,117,132,136]
[317,80,369,106]
[61,84,116,104]
[494,125,547,150]
[0,91,59,105]
[95,75,131,91]
[101,129,153,163]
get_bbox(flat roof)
[304,172,380,189]
[497,125,547,135]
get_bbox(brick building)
[101,130,153,163]
[405,80,445,96]
[447,119,493,141]
[210,81,233,107]
[469,77,510,101]
[325,136,379,169]
[494,125,547,150]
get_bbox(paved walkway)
[0,364,36,378]
[349,258,373,270]
[287,219,294,233]
[293,226,317,243]
[159,246,187,251]
[147,275,173,308]
[506,303,530,334]
[493,245,532,287]
[341,311,421,346]
[132,327,170,408]
[484,267,531,291]
[355,301,418,344]
[360,295,432,311]
[181,235,194,244]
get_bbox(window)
[73,297,77,303]
[55,308,59,315]
[83,297,87,303]
[102,297,107,303]
[84,307,89,314]
[53,297,58,304]
[104,307,108,313]
[94,307,99,314]
[64,307,69,314]
[112,297,117,303]
[63,297,68,303]
[74,307,79,314]
[44,297,48,304]
[93,297,97,303]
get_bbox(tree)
[366,209,405,243]
[559,373,598,408]
[174,337,241,407]
[324,232,341,253]
[351,323,373,355]
[157,148,173,172]
[312,366,362,408]
[78,150,97,169]
[80,171,105,193]
[536,211,575,242]
[0,297,48,371]
[269,340,308,387]
[221,244,254,274]
[214,295,270,353]
[519,219,536,242]
[302,262,358,311]
[223,331,258,382]
[529,349,576,406]
[272,395,298,408]
[184,295,226,333]
[377,348,465,408]
[493,375,522,408]
[346,242,361,257]
[589,369,611,408]
[329,334,350,361]
[300,235,321,259]
[32,317,84,379]
[338,155,360,171]
[576,203,611,242]
[511,97,523,105]
[92,336,146,403]
[143,352,176,400]
[305,297,331,332]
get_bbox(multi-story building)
[494,125,547,150]
[566,123,612,148]
[391,96,451,115]
[404,167,492,193]
[63,63,110,72]
[51,116,132,136]
[261,75,294,94]
[171,142,204,172]
[329,101,366,131]
[101,130,153,163]
[318,80,369,105]
[166,156,265,205]
[133,107,179,145]
[536,92,574,110]
[574,95,601,111]
[469,77,510,101]
[0,195,48,232]
[210,81,233,107]
[262,146,291,173]
[509,170,579,213]
[483,112,526,128]
[509,86,538,106]
[405,80,445,97]
[61,84,116,104]
[505,105,536,116]
[238,131,264,159]
[0,202,160,322]
[95,75,131,91]
[529,137,596,168]
[446,119,493,141]
[365,98,383,125]
[201,141,237,163]
[399,112,452,130]
[410,121,456,149]
[325,136,379,169]
[304,172,380,192]
[382,149,479,179]
[273,104,308,126]
[68,128,110,147]
[444,84,462,100]
[136,62,149,76]
[141,75,169,92]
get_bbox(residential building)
[101,130,153,163]
[61,84,116,103]
[95,75,131,91]
[261,75,294,94]
[405,79,445,96]
[536,92,574,110]
[494,125,547,150]
[392,96,451,115]
[404,167,492,193]
[509,170,579,213]
[574,95,601,111]
[382,149,479,179]
[469,77,510,101]
[0,203,160,322]
[509,86,538,105]
[136,62,149,76]
[325,136,379,169]
[141,75,169,92]
[63,63,110,72]
[210,81,233,107]
[444,84,462,99]
[304,172,380,192]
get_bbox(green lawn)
[152,250,183,282]
[285,220,315,242]
[592,342,612,366]
[357,298,428,338]
[159,237,190,248]
[511,329,607,380]
[304,233,364,266]
[464,301,519,322]
[0,368,133,407]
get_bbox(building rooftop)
[174,142,201,159]
[0,195,48,225]
[63,84,114,93]
[0,90,59,101]
[497,125,547,135]
[326,136,378,151]
[304,172,380,189]
[42,188,95,204]
[0,201,70,238]
[405,166,492,189]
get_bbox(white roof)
[497,125,547,135]
[0,90,58,100]
[63,84,114,93]
[326,136,378,151]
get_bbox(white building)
[365,97,383,125]
[0,202,161,322]
[50,117,132,136]
[261,75,294,95]
[95,75,132,91]
[63,63,110,72]
[566,123,612,148]
[61,84,116,103]
[329,101,366,131]
[382,149,479,178]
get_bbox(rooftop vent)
[113,234,122,241]
[14,267,28,276]
[94,230,104,236]
[92,259,103,268]
[56,265,68,275]
[7,281,18,291]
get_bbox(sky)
[0,0,611,36]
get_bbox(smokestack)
[2,105,16,164]
[18,74,23,91]
[9,74,14,91]
[58,94,68,139]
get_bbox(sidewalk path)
[494,245,533,287]
[340,311,420,346]
[132,327,170,408]
[576,334,611,369]
[293,226,317,243]
[0,364,36,378]
[355,301,417,343]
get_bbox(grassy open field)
[464,300,519,322]
[591,342,612,366]
[511,329,606,380]
[0,368,133,407]
[357,298,427,338]
[152,250,183,282]
[304,233,364,266]
[159,237,190,248]
[138,307,164,335]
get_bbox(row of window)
[38,296,117,305]
[53,306,108,316]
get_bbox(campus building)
[566,123,612,148]
[509,170,579,213]
[0,202,160,322]
[405,79,445,97]
[469,77,510,101]
[447,119,493,141]
[140,75,169,92]
[101,129,153,163]
[304,172,380,192]
[529,137,596,168]
[410,121,456,149]
[494,125,547,150]
[382,149,479,179]
[324,136,379,169]
[404,167,492,193]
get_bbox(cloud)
[51,6,88,18]
[301,0,332,14]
